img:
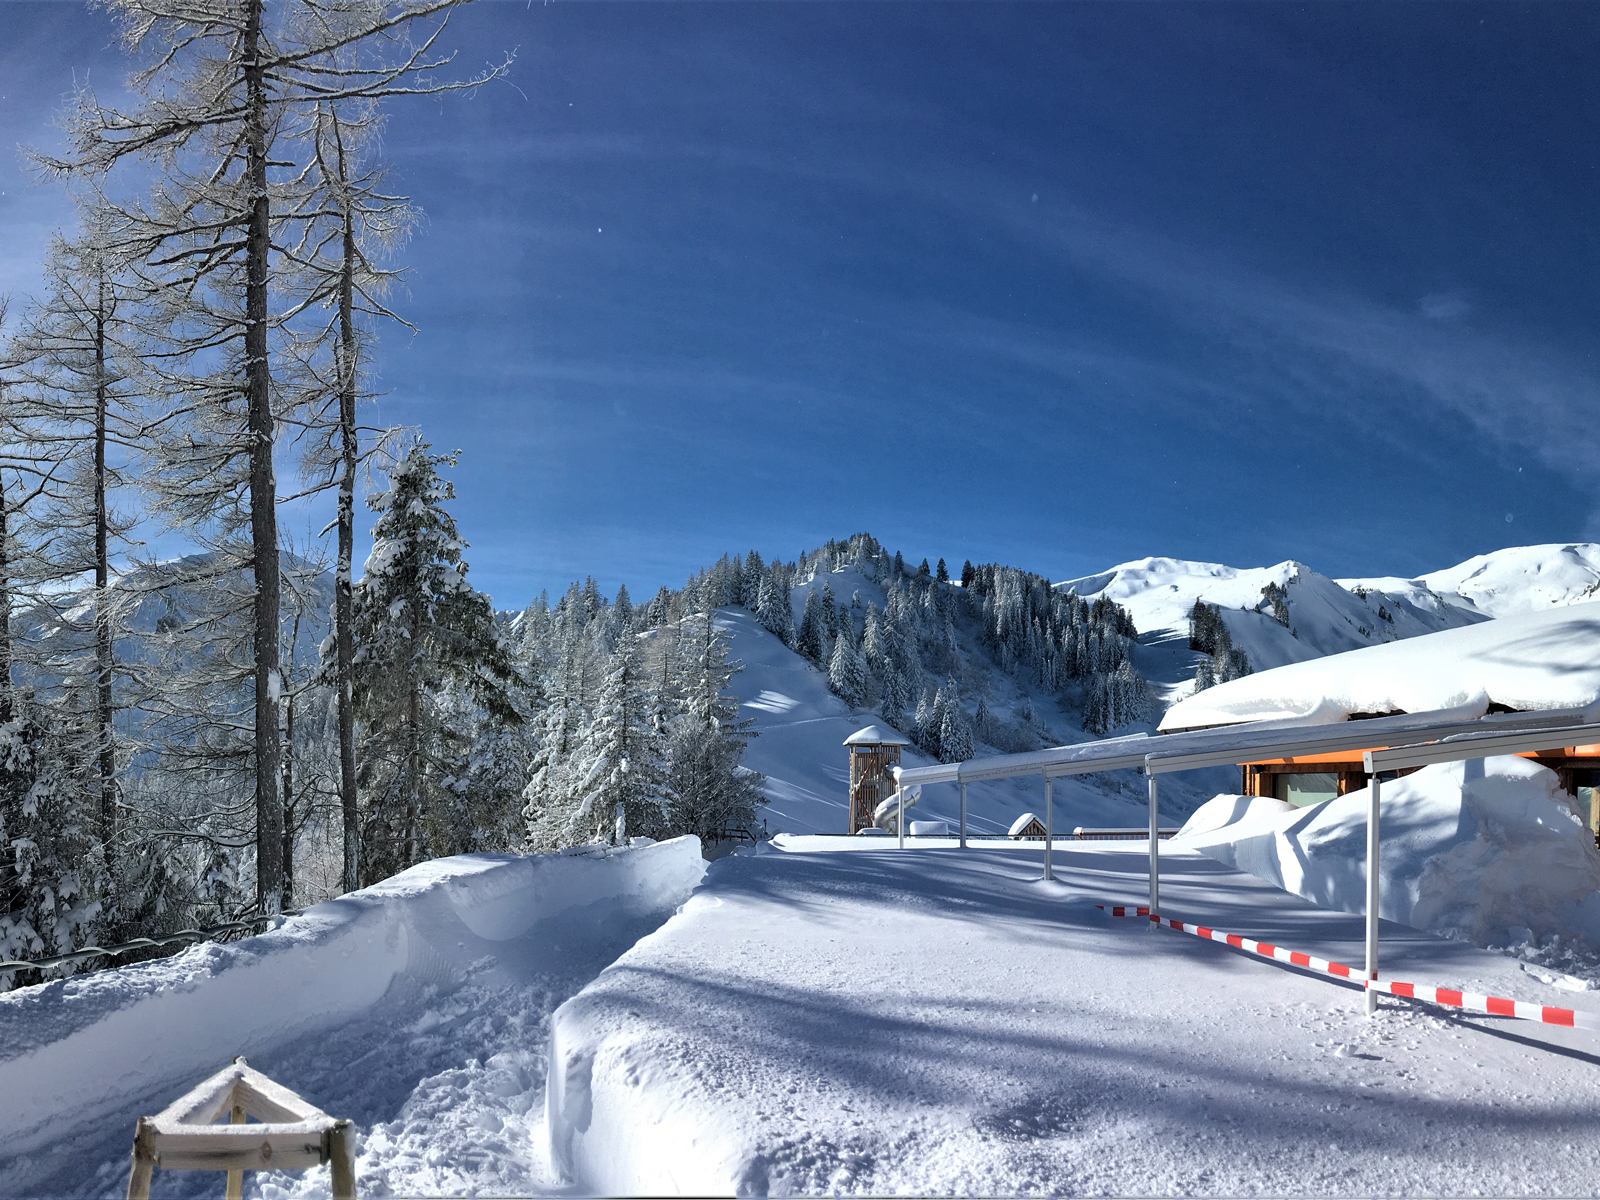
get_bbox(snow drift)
[1173,793,1294,841]
[1180,757,1600,948]
[1160,601,1600,730]
[0,838,705,1170]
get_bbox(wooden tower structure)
[845,725,910,834]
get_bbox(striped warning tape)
[1365,978,1600,1030]
[1097,904,1600,1032]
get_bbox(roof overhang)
[890,701,1600,789]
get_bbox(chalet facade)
[1238,740,1600,832]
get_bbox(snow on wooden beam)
[127,1057,354,1200]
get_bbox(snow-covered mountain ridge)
[1057,543,1600,705]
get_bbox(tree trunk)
[406,679,421,868]
[281,687,294,904]
[244,0,283,914]
[0,467,13,729]
[94,275,115,849]
[334,118,360,895]
[281,611,299,905]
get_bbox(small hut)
[845,725,911,834]
[1009,812,1047,840]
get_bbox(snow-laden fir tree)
[939,680,974,763]
[1189,601,1251,692]
[880,660,909,732]
[348,445,522,884]
[521,649,587,851]
[0,694,101,987]
[566,635,671,845]
[796,586,828,665]
[754,563,795,645]
[973,695,992,746]
[1085,660,1152,735]
[828,622,866,709]
[665,607,764,840]
[741,550,765,609]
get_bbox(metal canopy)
[890,701,1600,789]
[1363,721,1600,774]
[1144,704,1600,775]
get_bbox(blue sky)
[3,1,1599,610]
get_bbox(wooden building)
[1008,813,1047,840]
[1239,738,1600,831]
[845,726,911,835]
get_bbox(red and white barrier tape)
[1097,904,1600,1032]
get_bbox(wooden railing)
[126,1057,354,1200]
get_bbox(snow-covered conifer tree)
[939,680,973,763]
[568,635,670,844]
[741,551,764,608]
[796,587,827,664]
[0,695,100,986]
[880,661,908,731]
[828,625,866,710]
[665,607,764,840]
[755,564,795,646]
[349,445,522,883]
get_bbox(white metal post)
[1365,772,1381,1014]
[960,782,968,849]
[1148,769,1159,916]
[1044,774,1053,881]
[897,786,905,849]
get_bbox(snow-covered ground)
[0,839,705,1198]
[549,835,1600,1196]
[14,800,1600,1197]
[18,543,1600,1198]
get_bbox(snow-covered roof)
[1160,601,1600,731]
[844,725,910,747]
[1008,812,1043,836]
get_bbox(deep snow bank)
[1173,793,1294,841]
[1182,758,1600,947]
[0,838,704,1168]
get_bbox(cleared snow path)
[550,837,1600,1196]
[0,840,705,1199]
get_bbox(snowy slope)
[548,837,1600,1196]
[1160,601,1600,729]
[719,605,1163,839]
[1378,542,1600,618]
